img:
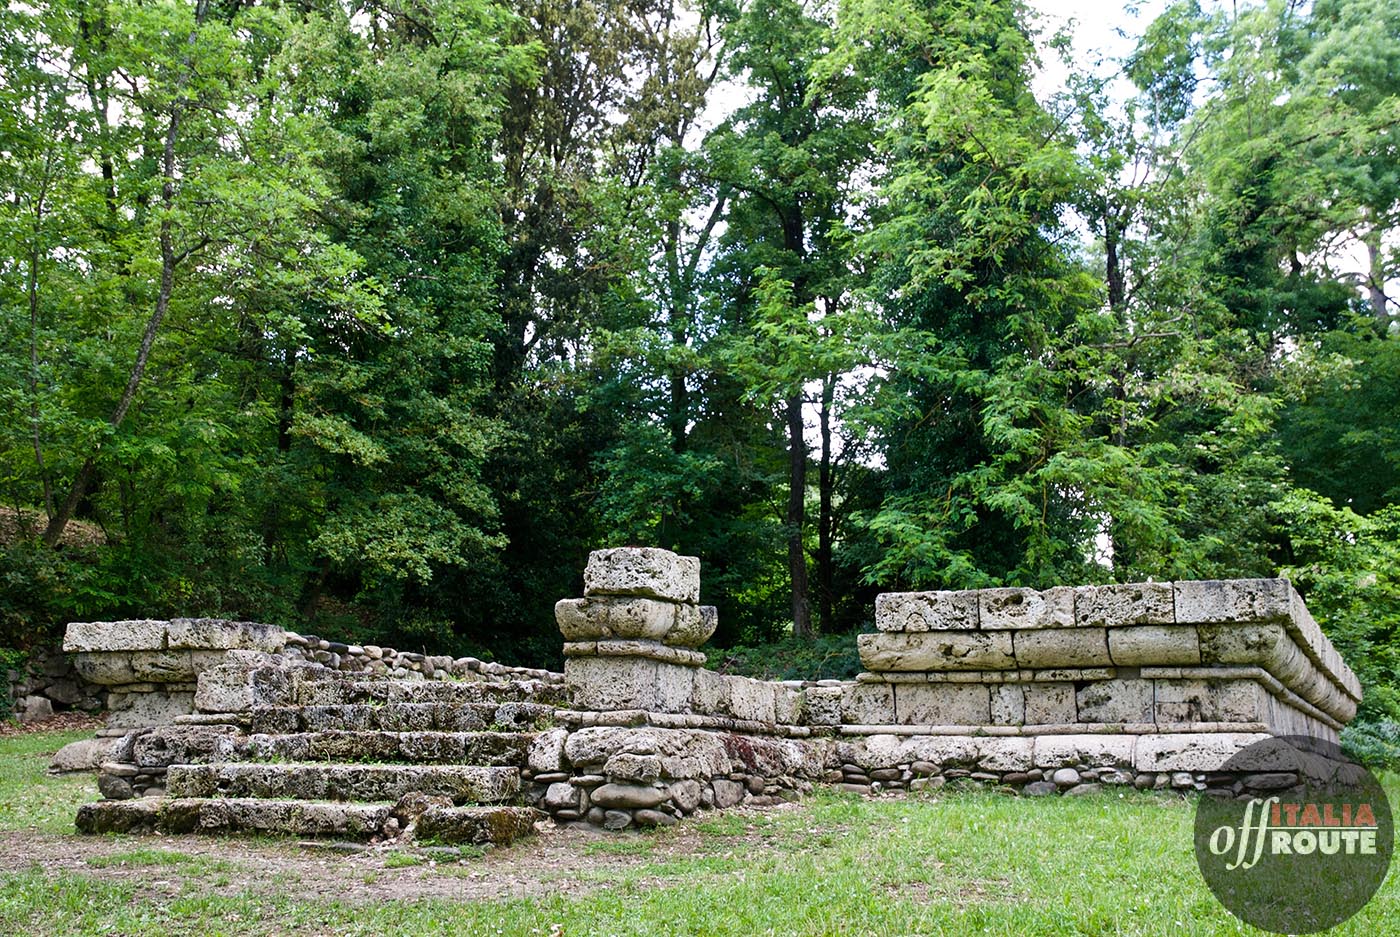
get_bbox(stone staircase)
[77,659,568,846]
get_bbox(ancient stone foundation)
[71,548,1363,842]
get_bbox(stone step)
[237,730,536,765]
[76,798,541,844]
[294,678,569,707]
[167,763,520,804]
[248,701,556,735]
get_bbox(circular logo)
[1194,735,1393,934]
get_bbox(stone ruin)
[66,547,1363,845]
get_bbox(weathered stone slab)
[556,597,711,646]
[562,640,707,666]
[1033,735,1136,769]
[564,657,696,714]
[990,684,1025,725]
[583,547,700,603]
[1153,678,1266,725]
[1023,683,1077,724]
[64,620,169,653]
[1075,678,1154,724]
[1134,732,1271,772]
[1107,625,1201,666]
[894,684,991,725]
[874,591,979,632]
[106,689,196,728]
[979,587,1075,630]
[976,737,1034,772]
[1012,629,1111,668]
[1074,582,1175,627]
[1173,579,1291,624]
[166,619,286,652]
[840,683,896,724]
[858,631,1014,672]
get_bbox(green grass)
[0,729,99,833]
[2,730,1397,936]
[382,852,423,869]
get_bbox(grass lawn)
[1,728,1396,936]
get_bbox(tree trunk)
[1365,225,1389,325]
[816,371,835,633]
[786,392,811,638]
[43,2,208,546]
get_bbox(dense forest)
[2,0,1398,756]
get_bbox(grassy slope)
[1,730,1396,936]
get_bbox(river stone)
[712,778,745,808]
[602,810,633,830]
[668,780,703,813]
[50,738,116,773]
[589,783,670,810]
[633,809,677,827]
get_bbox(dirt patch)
[0,806,805,905]
[0,508,106,548]
[0,713,104,738]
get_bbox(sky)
[1027,0,1173,100]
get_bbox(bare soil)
[0,805,804,905]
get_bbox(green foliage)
[0,0,1397,704]
[707,632,861,682]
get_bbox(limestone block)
[1033,735,1136,769]
[555,596,712,647]
[526,728,565,773]
[105,690,196,728]
[690,667,729,716]
[64,620,168,653]
[1153,678,1266,725]
[1107,625,1201,666]
[543,782,581,812]
[193,659,295,713]
[562,640,707,666]
[1173,579,1291,624]
[563,726,660,769]
[1197,620,1289,665]
[676,606,718,647]
[166,618,286,652]
[979,587,1075,630]
[128,650,229,684]
[583,547,700,603]
[1023,683,1077,724]
[976,737,1034,772]
[841,683,896,724]
[866,734,979,770]
[563,657,696,714]
[653,729,731,780]
[605,752,662,783]
[858,631,1014,672]
[71,653,139,686]
[874,591,979,632]
[133,725,241,768]
[990,684,1025,725]
[1013,629,1111,668]
[726,675,778,724]
[1075,678,1153,724]
[1133,732,1271,773]
[774,686,806,725]
[894,684,991,725]
[562,727,726,780]
[1074,582,1175,627]
[805,686,844,725]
